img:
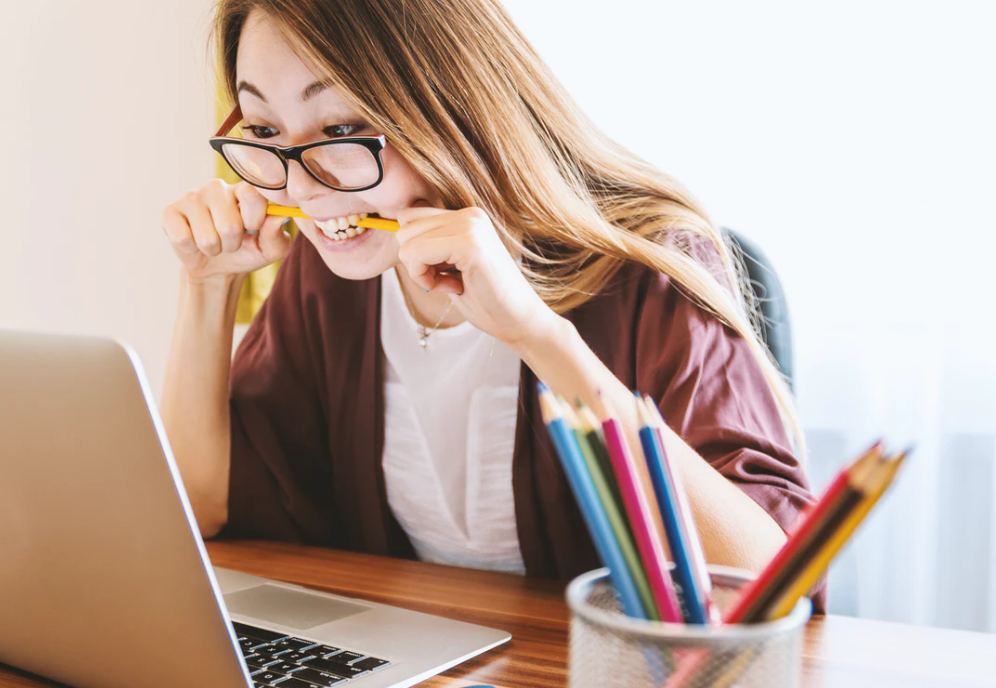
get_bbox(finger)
[257,215,293,264]
[204,184,245,254]
[399,236,469,292]
[162,205,199,255]
[234,182,269,233]
[182,198,223,257]
[395,212,457,246]
[397,205,447,224]
[429,273,464,295]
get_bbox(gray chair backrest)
[723,229,794,391]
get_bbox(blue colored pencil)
[635,392,709,624]
[537,382,648,619]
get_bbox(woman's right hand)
[162,179,292,282]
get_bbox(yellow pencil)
[765,450,908,619]
[265,204,400,232]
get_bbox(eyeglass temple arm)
[215,104,244,138]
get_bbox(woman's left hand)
[394,203,559,349]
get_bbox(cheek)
[354,145,442,211]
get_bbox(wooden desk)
[1,540,993,688]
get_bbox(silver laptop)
[0,330,510,688]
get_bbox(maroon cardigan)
[218,235,826,611]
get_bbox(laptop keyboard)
[233,621,390,687]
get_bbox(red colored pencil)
[723,441,884,623]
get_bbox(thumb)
[257,215,293,263]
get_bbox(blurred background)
[2,1,994,632]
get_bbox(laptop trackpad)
[224,584,369,630]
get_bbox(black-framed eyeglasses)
[209,104,387,192]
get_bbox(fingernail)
[421,286,429,293]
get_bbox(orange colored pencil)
[265,204,400,231]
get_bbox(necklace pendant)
[418,326,428,352]
[419,337,427,351]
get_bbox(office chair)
[724,229,794,391]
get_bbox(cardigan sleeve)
[216,236,332,542]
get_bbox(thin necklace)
[394,268,455,352]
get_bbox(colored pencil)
[266,203,400,231]
[722,441,884,624]
[766,450,908,619]
[560,399,659,620]
[636,393,708,625]
[576,403,624,507]
[537,383,647,619]
[665,445,901,688]
[597,399,684,623]
[642,396,721,625]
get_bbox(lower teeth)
[320,224,366,241]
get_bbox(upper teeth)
[317,213,369,240]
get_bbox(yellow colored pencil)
[766,451,908,619]
[266,204,400,232]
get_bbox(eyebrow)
[236,79,328,103]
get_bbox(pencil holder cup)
[566,566,812,688]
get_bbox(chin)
[298,221,397,281]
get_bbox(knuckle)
[206,178,228,193]
[464,206,489,222]
[218,221,242,238]
[174,234,196,251]
[198,236,222,255]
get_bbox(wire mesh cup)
[566,566,812,688]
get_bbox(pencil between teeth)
[265,204,400,232]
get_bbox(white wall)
[0,0,215,397]
[499,0,996,630]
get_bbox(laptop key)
[240,638,271,652]
[273,638,318,652]
[332,651,363,664]
[279,651,317,664]
[245,653,280,668]
[268,662,306,675]
[234,622,289,644]
[301,658,367,679]
[352,657,389,671]
[253,671,289,685]
[313,645,340,658]
[289,668,347,687]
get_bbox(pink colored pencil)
[599,406,683,623]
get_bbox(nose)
[284,159,329,204]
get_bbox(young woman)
[161,0,821,606]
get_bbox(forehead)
[235,11,347,111]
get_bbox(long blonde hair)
[212,0,805,455]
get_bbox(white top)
[379,269,526,574]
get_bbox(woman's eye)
[244,125,278,139]
[324,124,364,138]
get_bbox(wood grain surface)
[1,540,992,688]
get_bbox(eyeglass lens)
[220,142,380,190]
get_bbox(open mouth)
[314,212,374,242]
